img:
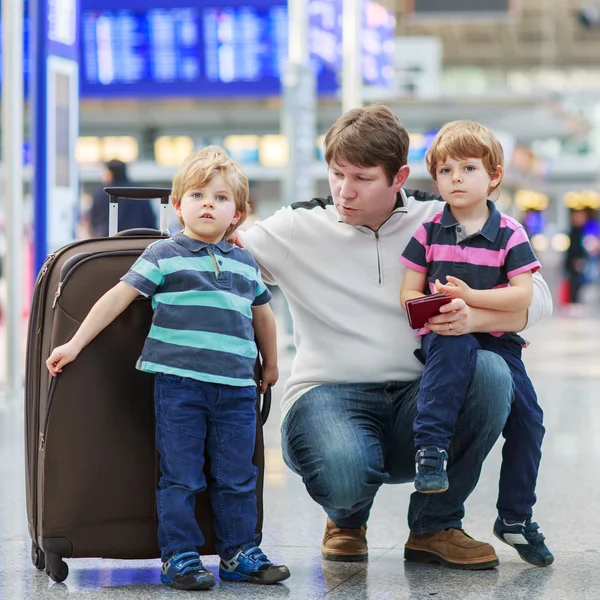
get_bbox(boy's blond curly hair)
[172,146,250,238]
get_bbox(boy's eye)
[439,168,450,174]
[216,195,228,202]
[192,192,202,198]
[464,165,476,172]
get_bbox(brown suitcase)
[24,187,271,583]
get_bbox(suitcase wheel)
[45,552,69,583]
[31,541,45,571]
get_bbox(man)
[240,105,552,569]
[89,159,157,237]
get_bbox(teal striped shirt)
[121,232,271,387]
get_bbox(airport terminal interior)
[1,0,600,598]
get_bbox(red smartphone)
[405,292,453,329]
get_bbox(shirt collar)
[440,199,500,243]
[171,232,235,253]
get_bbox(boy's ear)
[230,210,242,225]
[489,165,503,189]
[172,197,181,215]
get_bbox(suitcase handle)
[104,187,172,200]
[260,385,272,425]
[114,228,170,238]
[104,187,172,236]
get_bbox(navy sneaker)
[493,518,554,566]
[219,543,290,584]
[414,446,449,493]
[161,550,216,590]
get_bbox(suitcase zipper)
[51,282,62,308]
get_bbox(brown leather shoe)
[321,517,368,562]
[404,528,499,570]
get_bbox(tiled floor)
[2,314,600,599]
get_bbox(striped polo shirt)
[121,232,271,387]
[400,200,541,338]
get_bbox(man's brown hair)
[172,146,250,238]
[426,121,504,191]
[324,104,410,185]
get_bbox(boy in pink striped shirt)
[399,121,553,567]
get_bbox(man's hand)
[227,232,244,247]
[46,342,80,377]
[260,363,278,394]
[435,276,473,304]
[426,298,474,337]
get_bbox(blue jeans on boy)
[281,351,512,534]
[417,332,545,522]
[154,373,259,561]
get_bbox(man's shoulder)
[404,188,442,204]
[402,188,445,221]
[290,196,334,211]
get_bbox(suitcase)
[25,187,271,583]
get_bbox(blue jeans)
[281,351,512,534]
[154,373,258,560]
[417,332,545,522]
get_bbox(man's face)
[328,160,409,231]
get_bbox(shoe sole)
[161,576,216,590]
[414,488,448,494]
[492,530,554,567]
[220,567,291,585]
[321,551,368,562]
[404,548,499,570]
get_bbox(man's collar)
[172,232,235,253]
[440,199,500,242]
[394,188,409,211]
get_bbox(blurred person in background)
[563,209,588,315]
[89,159,157,237]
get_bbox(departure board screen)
[80,0,338,97]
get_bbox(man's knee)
[307,447,382,511]
[465,350,513,429]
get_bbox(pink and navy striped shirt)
[400,200,541,341]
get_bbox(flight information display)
[80,0,338,97]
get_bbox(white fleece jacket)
[241,189,553,420]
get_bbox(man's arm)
[239,207,296,285]
[426,271,552,336]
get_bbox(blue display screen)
[80,0,339,97]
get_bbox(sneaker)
[321,517,368,562]
[219,543,290,584]
[493,518,554,566]
[405,528,499,570]
[414,446,449,493]
[161,550,216,590]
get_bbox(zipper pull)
[52,282,63,308]
[39,433,45,452]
